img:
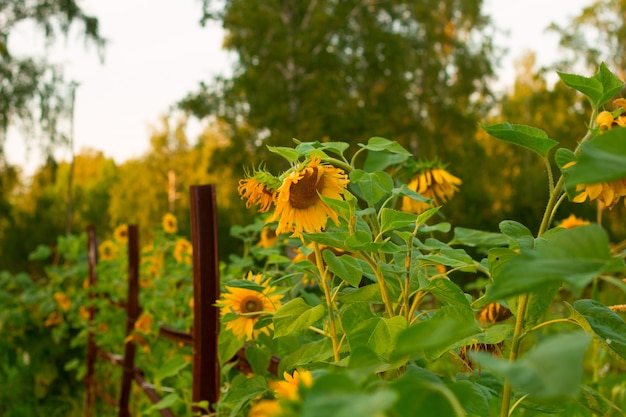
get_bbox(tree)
[0,0,105,165]
[182,0,498,174]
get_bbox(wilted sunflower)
[269,156,349,238]
[217,272,283,340]
[162,213,178,234]
[114,225,128,243]
[98,240,116,261]
[239,169,280,213]
[557,214,590,229]
[174,238,193,264]
[53,292,71,311]
[402,165,462,214]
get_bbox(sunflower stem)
[360,251,394,317]
[314,242,341,362]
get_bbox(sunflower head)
[53,292,71,311]
[98,240,116,261]
[557,214,590,229]
[239,168,281,213]
[248,399,282,417]
[174,238,193,264]
[44,311,62,327]
[270,369,313,401]
[162,213,178,234]
[402,160,462,214]
[217,272,283,340]
[114,225,128,243]
[134,312,154,334]
[573,179,626,209]
[268,156,349,238]
[256,227,278,249]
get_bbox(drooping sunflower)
[162,213,178,234]
[269,156,349,238]
[114,225,129,243]
[239,168,281,213]
[557,214,590,229]
[256,227,278,249]
[402,165,462,214]
[53,292,71,311]
[174,238,193,264]
[98,240,116,261]
[217,272,283,340]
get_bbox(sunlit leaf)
[481,123,558,157]
[358,136,412,155]
[273,298,326,337]
[450,227,509,248]
[350,169,394,206]
[380,208,417,234]
[266,145,299,162]
[323,250,362,287]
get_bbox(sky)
[6,0,593,176]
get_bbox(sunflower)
[53,292,71,311]
[114,225,128,243]
[248,399,282,417]
[134,312,154,334]
[79,306,91,320]
[44,311,62,327]
[239,175,278,213]
[98,240,116,261]
[216,272,283,340]
[557,214,590,229]
[572,179,626,209]
[162,213,178,234]
[269,156,349,238]
[174,238,193,264]
[256,227,278,248]
[402,166,462,214]
[270,370,313,401]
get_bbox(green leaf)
[28,244,52,261]
[339,284,381,304]
[473,332,591,399]
[358,136,412,155]
[363,151,409,172]
[422,277,471,308]
[154,355,190,382]
[394,305,481,360]
[499,220,534,250]
[218,327,244,366]
[220,375,267,417]
[563,128,626,187]
[347,316,407,359]
[323,250,362,287]
[482,122,558,157]
[266,145,299,162]
[145,393,181,412]
[320,193,354,223]
[576,385,623,416]
[558,63,624,109]
[380,208,417,234]
[245,344,272,375]
[447,380,491,417]
[295,140,350,157]
[567,299,626,365]
[487,225,624,300]
[450,227,509,248]
[350,169,394,206]
[278,338,334,374]
[273,298,326,338]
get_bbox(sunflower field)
[2,64,626,417]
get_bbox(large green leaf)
[347,315,407,359]
[350,169,394,206]
[394,305,480,360]
[273,298,326,337]
[379,208,417,234]
[576,385,623,416]
[473,332,591,399]
[566,299,626,365]
[563,128,626,187]
[481,123,558,157]
[499,220,534,250]
[450,227,509,248]
[358,136,412,155]
[220,375,267,417]
[323,250,362,288]
[557,63,624,109]
[487,225,624,300]
[422,277,471,308]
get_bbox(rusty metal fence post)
[189,185,221,414]
[119,225,140,417]
[83,225,98,417]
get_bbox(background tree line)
[1,0,625,275]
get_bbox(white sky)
[5,0,592,176]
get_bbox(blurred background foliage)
[1,0,625,273]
